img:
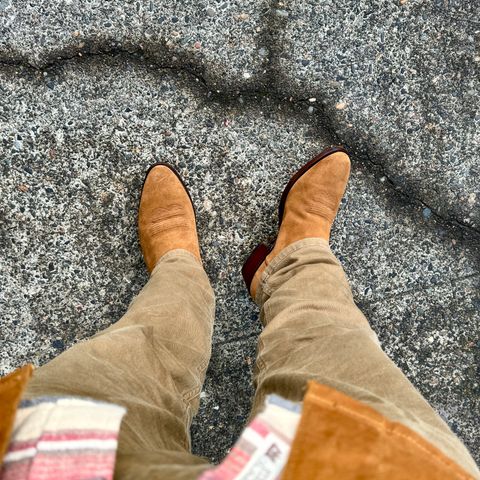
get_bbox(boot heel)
[242,243,272,291]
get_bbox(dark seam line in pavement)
[362,150,480,236]
[0,50,479,240]
[292,98,480,238]
[360,272,480,307]
[212,332,259,347]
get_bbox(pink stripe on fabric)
[7,431,117,454]
[0,462,30,480]
[249,419,269,437]
[1,453,116,480]
[29,453,116,480]
[39,431,118,442]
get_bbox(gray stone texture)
[0,0,479,468]
[0,0,269,88]
[274,0,480,229]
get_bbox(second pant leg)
[24,249,215,479]
[251,238,479,478]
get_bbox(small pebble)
[236,13,249,21]
[206,7,215,17]
[258,47,268,57]
[243,72,252,79]
[203,198,213,212]
[308,97,316,103]
[194,41,202,49]
[423,207,432,219]
[335,101,347,110]
[52,339,65,350]
[17,184,29,192]
[275,9,288,17]
[308,106,314,114]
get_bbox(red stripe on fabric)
[6,440,38,452]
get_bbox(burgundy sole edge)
[241,243,272,294]
[242,145,348,291]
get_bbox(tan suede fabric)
[282,382,473,480]
[139,165,201,271]
[0,364,33,467]
[251,151,350,297]
[20,243,479,479]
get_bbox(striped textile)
[199,395,301,480]
[0,397,125,480]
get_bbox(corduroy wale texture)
[18,242,479,479]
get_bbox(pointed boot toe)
[138,163,201,272]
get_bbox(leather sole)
[241,145,348,292]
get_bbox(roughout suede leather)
[282,381,473,480]
[0,364,33,467]
[250,151,350,297]
[139,165,201,272]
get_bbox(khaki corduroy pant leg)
[24,250,214,480]
[251,238,479,478]
[22,240,479,479]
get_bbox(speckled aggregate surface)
[0,0,479,467]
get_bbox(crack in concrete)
[359,150,480,237]
[1,48,479,241]
[292,98,480,239]
[362,272,480,306]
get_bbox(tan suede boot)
[138,163,201,272]
[242,147,350,298]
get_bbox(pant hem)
[255,237,331,305]
[152,249,200,275]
